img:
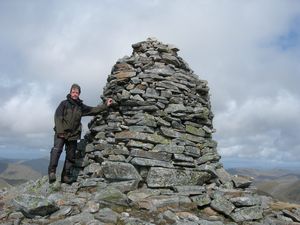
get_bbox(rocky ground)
[1,173,300,225]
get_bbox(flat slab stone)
[146,167,211,188]
[115,71,136,80]
[130,149,172,161]
[211,195,235,216]
[282,209,300,222]
[131,157,174,168]
[230,206,263,222]
[173,186,205,195]
[137,195,194,211]
[190,193,211,207]
[230,196,261,207]
[13,194,59,218]
[152,144,185,154]
[232,175,253,188]
[101,161,142,182]
[115,131,170,144]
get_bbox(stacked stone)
[79,37,225,188]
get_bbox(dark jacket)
[54,94,108,140]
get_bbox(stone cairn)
[80,37,225,189]
[1,38,300,225]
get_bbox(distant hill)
[21,157,50,175]
[0,161,8,174]
[228,168,300,204]
[0,157,62,187]
[0,177,11,188]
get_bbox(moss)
[186,125,205,137]
[149,133,170,144]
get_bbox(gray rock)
[108,180,139,193]
[160,53,181,67]
[115,131,170,144]
[173,161,196,167]
[155,117,171,126]
[48,212,95,225]
[7,211,24,221]
[144,87,160,97]
[49,206,73,220]
[164,103,187,113]
[127,188,161,202]
[130,149,172,161]
[215,167,232,184]
[173,154,194,162]
[152,144,185,154]
[230,196,261,207]
[211,195,235,216]
[108,154,126,161]
[146,167,211,188]
[230,206,263,222]
[131,157,174,168]
[232,175,253,188]
[181,133,205,143]
[115,71,136,80]
[196,153,221,165]
[158,210,178,224]
[101,145,129,156]
[79,178,105,188]
[144,66,175,76]
[185,145,201,157]
[12,194,59,218]
[83,163,102,177]
[282,209,300,222]
[173,186,205,195]
[94,187,128,206]
[186,124,205,137]
[160,126,182,138]
[136,195,193,211]
[198,219,224,225]
[120,89,131,100]
[101,161,142,182]
[128,125,155,133]
[132,105,159,112]
[84,200,100,213]
[127,140,154,150]
[190,193,211,207]
[94,207,119,223]
[120,216,156,225]
[130,88,145,95]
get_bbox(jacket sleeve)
[81,103,108,116]
[54,101,65,134]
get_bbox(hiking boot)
[48,172,56,184]
[61,175,73,184]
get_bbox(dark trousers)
[48,135,77,179]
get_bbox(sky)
[0,0,300,169]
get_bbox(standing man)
[48,83,112,184]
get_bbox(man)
[48,83,113,184]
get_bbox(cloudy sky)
[1,0,299,168]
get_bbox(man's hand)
[106,98,113,106]
[57,133,65,138]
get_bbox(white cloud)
[0,0,300,165]
[215,90,300,162]
[0,82,53,138]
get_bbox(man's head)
[70,83,81,100]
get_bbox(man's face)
[70,88,80,100]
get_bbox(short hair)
[70,83,81,94]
